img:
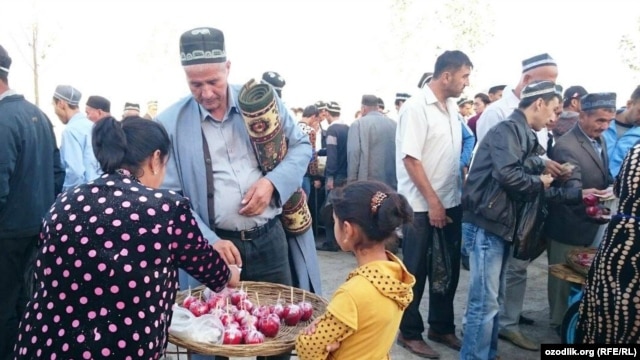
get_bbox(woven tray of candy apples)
[168,281,328,357]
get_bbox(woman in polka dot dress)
[577,141,640,343]
[295,181,416,359]
[13,116,240,360]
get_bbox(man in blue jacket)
[603,85,640,178]
[157,29,317,360]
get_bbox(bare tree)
[383,0,441,91]
[435,0,496,55]
[9,0,56,106]
[27,22,52,106]
[619,17,640,81]
[136,23,181,101]
[385,0,495,91]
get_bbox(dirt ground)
[168,234,560,360]
[305,246,556,360]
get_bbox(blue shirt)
[602,120,640,178]
[59,113,100,191]
[460,115,475,169]
[199,89,309,231]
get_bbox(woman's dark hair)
[92,116,170,175]
[330,181,413,245]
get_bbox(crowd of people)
[1,23,640,360]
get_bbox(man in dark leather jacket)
[460,81,565,360]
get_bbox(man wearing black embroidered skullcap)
[314,100,330,151]
[395,93,411,112]
[317,101,349,252]
[0,44,64,360]
[122,102,140,119]
[418,72,434,89]
[473,53,566,351]
[157,28,318,360]
[461,80,583,359]
[261,71,286,98]
[85,95,111,122]
[457,98,474,120]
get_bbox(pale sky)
[2,0,639,132]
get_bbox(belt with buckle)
[215,217,279,241]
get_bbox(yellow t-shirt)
[296,252,415,359]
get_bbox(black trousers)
[0,236,37,360]
[399,206,462,338]
[221,221,291,360]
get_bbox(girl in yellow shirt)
[296,181,416,359]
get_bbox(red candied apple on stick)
[299,290,313,321]
[283,287,303,326]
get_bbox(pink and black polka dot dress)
[13,172,230,359]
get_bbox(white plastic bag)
[169,304,224,345]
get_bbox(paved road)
[170,240,560,359]
[312,248,556,360]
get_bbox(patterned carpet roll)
[238,79,312,235]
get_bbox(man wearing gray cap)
[52,84,100,191]
[0,44,64,360]
[545,92,615,334]
[157,28,318,360]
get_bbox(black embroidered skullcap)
[563,86,588,101]
[86,95,111,112]
[522,53,557,73]
[395,93,411,102]
[520,80,562,100]
[53,85,82,106]
[457,98,473,107]
[361,95,378,107]
[261,71,285,97]
[180,27,226,66]
[581,93,617,112]
[0,44,11,75]
[488,85,506,94]
[314,100,328,110]
[261,71,285,89]
[418,72,433,88]
[123,102,140,112]
[327,101,341,113]
[377,97,385,109]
